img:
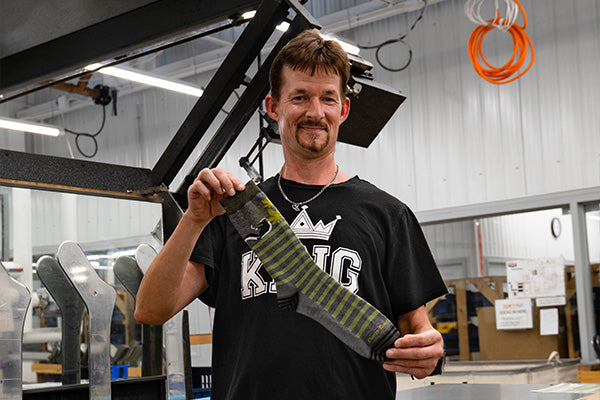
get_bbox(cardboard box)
[477,306,567,360]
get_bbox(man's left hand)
[383,329,444,379]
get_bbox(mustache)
[297,120,327,129]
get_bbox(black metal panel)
[339,77,407,148]
[158,191,184,240]
[182,310,193,400]
[141,325,163,377]
[150,0,290,187]
[0,0,260,93]
[0,150,153,196]
[23,376,167,400]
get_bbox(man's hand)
[383,328,444,379]
[186,168,245,223]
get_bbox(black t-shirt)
[191,175,447,400]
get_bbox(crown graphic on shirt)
[289,205,341,241]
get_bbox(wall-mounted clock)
[551,217,562,238]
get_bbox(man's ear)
[339,97,350,124]
[265,95,279,121]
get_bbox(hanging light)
[0,116,64,137]
[85,64,204,97]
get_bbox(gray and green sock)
[220,181,400,362]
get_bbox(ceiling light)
[0,116,64,137]
[242,10,256,20]
[320,34,360,55]
[85,64,204,97]
[239,11,287,31]
[276,21,290,32]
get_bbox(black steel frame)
[0,0,317,206]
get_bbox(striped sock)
[220,181,400,362]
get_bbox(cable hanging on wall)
[64,105,107,158]
[465,0,519,31]
[357,0,428,72]
[465,0,535,84]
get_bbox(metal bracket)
[0,261,31,400]
[56,241,116,400]
[113,256,143,300]
[127,184,170,196]
[135,244,187,399]
[36,256,85,385]
[113,255,163,378]
[134,244,159,275]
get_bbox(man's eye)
[323,97,336,103]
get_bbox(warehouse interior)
[1,0,599,399]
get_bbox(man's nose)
[305,97,324,119]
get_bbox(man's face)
[265,66,350,159]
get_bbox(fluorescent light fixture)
[320,34,360,55]
[276,21,290,32]
[239,12,291,33]
[0,116,64,137]
[85,64,204,97]
[242,10,256,19]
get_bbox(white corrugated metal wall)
[19,0,600,213]
[335,0,600,211]
[421,220,479,278]
[480,209,573,262]
[27,190,161,255]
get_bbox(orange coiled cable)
[467,0,535,84]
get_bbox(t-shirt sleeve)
[386,205,448,318]
[190,216,225,307]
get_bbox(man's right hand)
[186,168,245,223]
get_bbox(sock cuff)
[220,180,261,213]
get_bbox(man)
[136,29,447,399]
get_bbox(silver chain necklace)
[277,165,339,212]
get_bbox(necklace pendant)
[277,165,339,213]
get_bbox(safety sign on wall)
[495,298,533,330]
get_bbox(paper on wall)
[495,298,533,330]
[507,257,565,299]
[536,296,566,307]
[540,308,559,335]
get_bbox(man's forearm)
[135,212,209,324]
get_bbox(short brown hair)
[269,29,350,100]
